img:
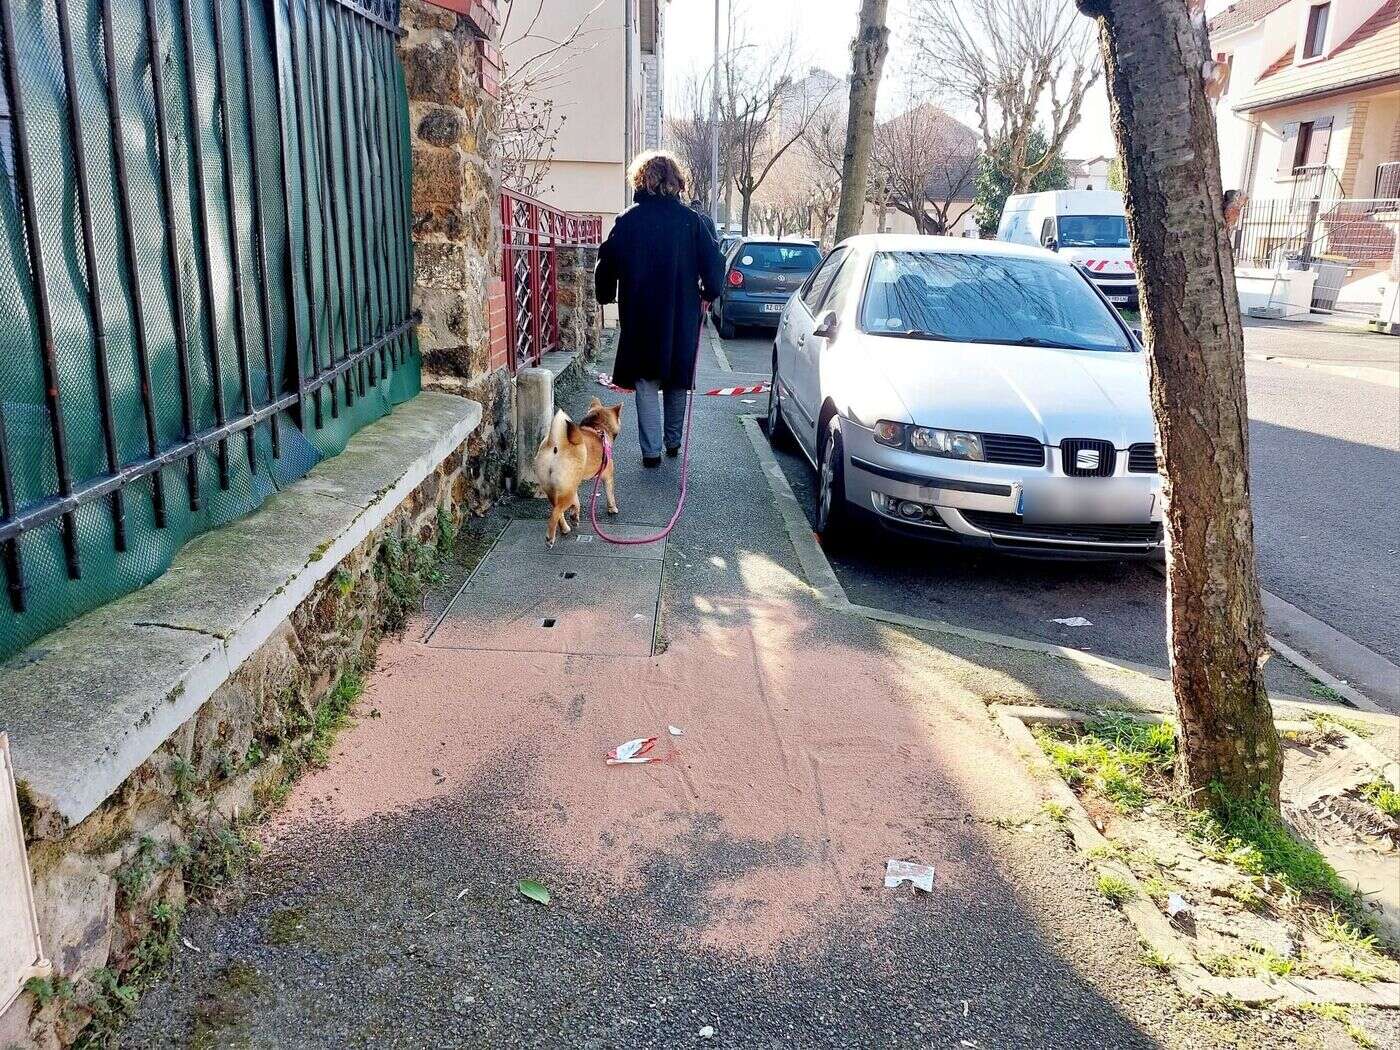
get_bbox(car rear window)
[737,243,821,271]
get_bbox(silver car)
[767,235,1164,559]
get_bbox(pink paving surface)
[268,559,1045,954]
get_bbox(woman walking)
[596,152,725,467]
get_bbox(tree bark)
[1076,0,1281,807]
[833,0,889,243]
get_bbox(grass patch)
[1140,943,1172,972]
[1304,710,1373,739]
[1041,800,1069,823]
[1359,778,1400,820]
[1097,873,1136,905]
[307,670,364,768]
[1036,715,1174,812]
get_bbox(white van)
[997,190,1138,308]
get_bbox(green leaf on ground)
[517,879,551,906]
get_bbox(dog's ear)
[565,420,584,445]
[606,403,623,426]
[586,396,603,412]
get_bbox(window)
[1057,215,1130,248]
[800,248,847,310]
[1303,3,1330,59]
[859,252,1132,353]
[737,242,821,272]
[816,252,865,313]
[1039,217,1057,246]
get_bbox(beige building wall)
[503,0,659,229]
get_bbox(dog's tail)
[533,409,572,496]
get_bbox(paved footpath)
[124,334,1368,1048]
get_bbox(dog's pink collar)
[582,424,612,478]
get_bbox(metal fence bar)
[102,0,172,520]
[1,0,83,576]
[55,0,128,550]
[0,403,25,610]
[267,0,308,430]
[362,15,392,367]
[236,0,283,457]
[338,2,377,387]
[307,0,351,411]
[145,0,204,511]
[210,0,260,471]
[325,0,365,396]
[377,23,410,367]
[178,0,234,488]
[287,0,327,427]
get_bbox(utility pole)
[710,0,720,223]
[833,0,889,243]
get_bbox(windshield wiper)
[1005,335,1113,352]
[876,328,943,340]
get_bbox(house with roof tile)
[1209,0,1399,309]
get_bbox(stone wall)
[8,431,474,1050]
[400,0,513,508]
[557,244,603,365]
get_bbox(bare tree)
[665,74,730,208]
[496,0,607,195]
[834,0,890,242]
[873,103,980,235]
[1073,0,1281,806]
[911,0,1100,196]
[798,105,848,245]
[720,38,837,234]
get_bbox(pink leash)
[587,310,705,546]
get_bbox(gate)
[0,0,417,659]
[500,187,601,371]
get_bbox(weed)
[186,824,257,895]
[1087,843,1125,862]
[377,533,441,632]
[333,569,354,597]
[1097,873,1136,905]
[435,504,458,554]
[1309,683,1345,702]
[1314,911,1379,955]
[307,670,364,768]
[1140,875,1173,902]
[114,837,159,905]
[24,975,74,1008]
[264,907,307,946]
[1223,880,1267,911]
[1304,710,1373,739]
[1041,800,1069,823]
[1140,943,1172,972]
[1359,778,1400,820]
[1035,716,1174,812]
[169,757,196,804]
[1296,1004,1381,1049]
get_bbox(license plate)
[762,303,783,313]
[1020,479,1154,524]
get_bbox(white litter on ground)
[1051,616,1094,627]
[668,725,684,736]
[884,858,936,892]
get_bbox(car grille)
[962,511,1162,546]
[981,433,1045,467]
[1127,443,1158,473]
[1060,438,1116,478]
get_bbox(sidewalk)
[121,330,1373,1047]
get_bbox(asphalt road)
[721,317,1399,701]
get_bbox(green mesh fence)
[0,0,418,660]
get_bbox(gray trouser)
[633,378,689,458]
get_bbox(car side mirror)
[813,311,839,340]
[1131,327,1145,344]
[1042,237,1058,252]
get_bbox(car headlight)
[910,427,985,461]
[873,420,907,448]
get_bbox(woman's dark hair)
[629,151,687,198]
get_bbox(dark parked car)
[713,239,822,339]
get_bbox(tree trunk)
[833,0,889,243]
[1077,0,1281,807]
[740,190,752,236]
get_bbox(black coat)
[595,191,726,391]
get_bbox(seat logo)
[1075,449,1101,471]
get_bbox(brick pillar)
[400,0,513,509]
[556,245,602,361]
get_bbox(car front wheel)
[766,356,791,448]
[816,418,850,546]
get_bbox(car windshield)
[739,243,821,271]
[1057,214,1130,248]
[860,251,1133,353]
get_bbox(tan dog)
[533,398,623,545]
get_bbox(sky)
[662,0,1124,163]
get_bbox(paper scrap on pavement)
[884,858,936,892]
[606,737,667,765]
[668,725,684,737]
[1052,616,1094,627]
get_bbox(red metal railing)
[500,188,603,371]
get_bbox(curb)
[995,706,1400,1009]
[1245,352,1399,389]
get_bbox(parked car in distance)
[714,239,822,339]
[997,190,1139,310]
[767,234,1163,559]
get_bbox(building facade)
[501,0,667,227]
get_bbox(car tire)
[816,418,851,547]
[718,312,736,340]
[766,355,792,449]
